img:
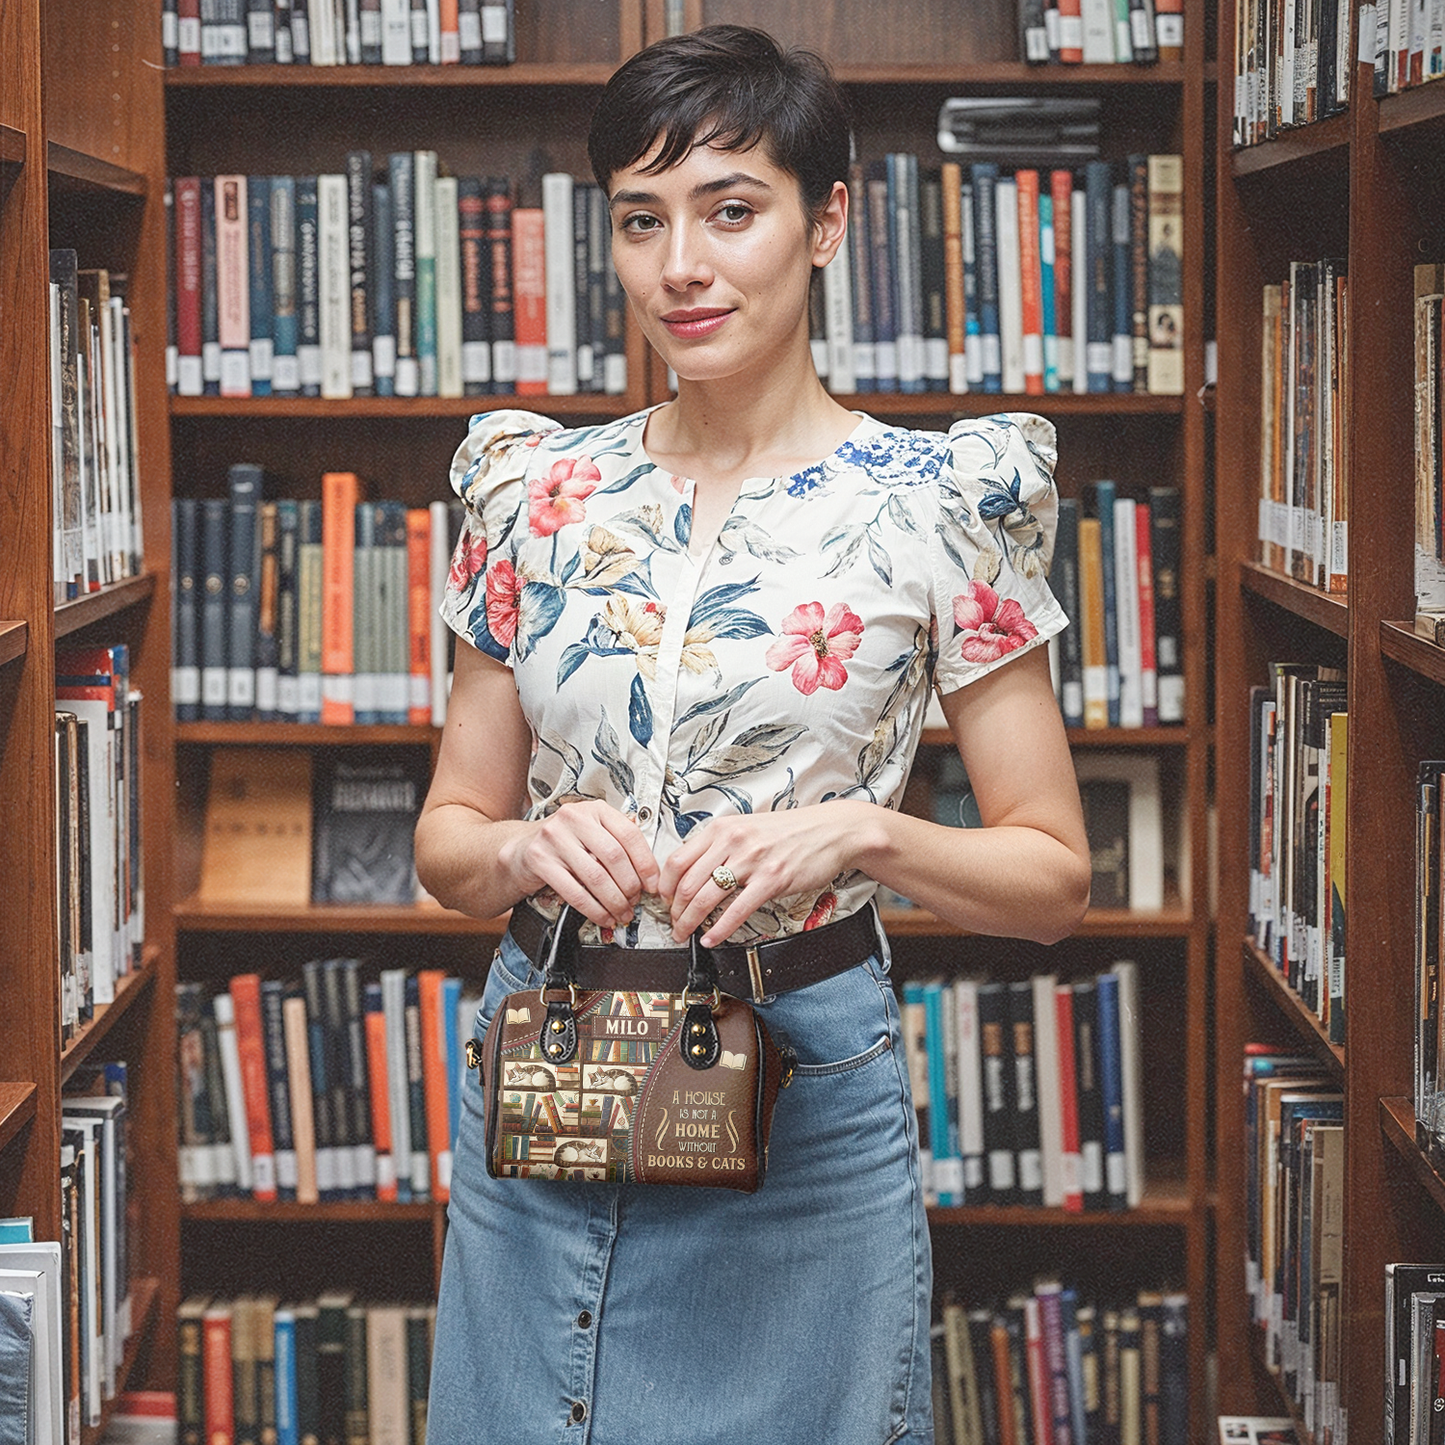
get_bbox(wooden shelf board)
[929,1171,1191,1227]
[881,900,1193,938]
[834,61,1187,85]
[1230,111,1351,177]
[920,724,1195,749]
[0,621,28,668]
[170,393,637,419]
[55,574,158,638]
[60,955,158,1085]
[850,390,1184,417]
[177,720,439,746]
[81,1276,160,1445]
[1377,77,1445,135]
[182,1198,436,1223]
[0,1084,38,1155]
[0,122,24,166]
[1242,939,1344,1078]
[1380,1096,1445,1216]
[165,61,620,87]
[46,141,146,197]
[1380,620,1445,687]
[1249,1333,1311,1443]
[175,897,508,935]
[1238,561,1349,638]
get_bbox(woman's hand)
[500,799,662,931]
[658,801,884,947]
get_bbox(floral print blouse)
[439,406,1067,946]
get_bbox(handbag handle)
[535,905,722,1071]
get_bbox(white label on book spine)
[376,1153,397,1190]
[462,341,490,385]
[202,668,227,707]
[298,673,322,715]
[1086,341,1111,375]
[273,354,300,393]
[483,5,509,41]
[351,349,374,390]
[178,15,200,50]
[174,665,200,707]
[1360,4,1378,61]
[362,11,382,44]
[278,676,300,715]
[1156,13,1183,43]
[604,353,627,395]
[933,1157,964,1196]
[297,344,322,390]
[250,338,274,382]
[251,1152,276,1195]
[1059,14,1083,45]
[459,13,482,47]
[373,335,397,381]
[163,9,178,49]
[1132,9,1154,46]
[248,11,275,47]
[441,32,460,63]
[275,1148,298,1191]
[256,667,278,715]
[394,356,420,396]
[228,669,256,708]
[220,350,250,396]
[1106,1151,1126,1195]
[492,340,518,385]
[179,355,203,396]
[1022,335,1044,376]
[438,1148,453,1191]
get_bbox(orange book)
[1053,984,1083,1213]
[229,973,278,1201]
[1050,171,1074,390]
[321,469,360,724]
[202,1303,235,1445]
[1057,0,1084,62]
[439,0,460,63]
[364,992,398,1202]
[511,207,548,396]
[1015,170,1044,396]
[1078,516,1109,729]
[405,508,433,726]
[940,162,967,395]
[418,969,452,1202]
[1135,501,1159,727]
[1153,0,1182,62]
[991,1316,1021,1445]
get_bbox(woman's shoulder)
[831,410,1057,494]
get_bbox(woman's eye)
[717,203,752,224]
[622,214,660,234]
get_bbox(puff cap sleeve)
[437,408,560,665]
[929,412,1069,693]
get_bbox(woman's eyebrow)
[608,173,774,209]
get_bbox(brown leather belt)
[506,900,880,1004]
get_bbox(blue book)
[1085,480,1120,726]
[269,176,299,396]
[201,178,220,395]
[172,497,200,722]
[1039,191,1059,393]
[274,1306,299,1445]
[247,176,274,397]
[199,498,229,721]
[1095,971,1127,1209]
[1061,1287,1087,1445]
[865,165,898,393]
[846,166,875,393]
[442,975,463,1154]
[226,463,262,721]
[961,181,982,390]
[969,164,1002,391]
[404,973,430,1200]
[1111,180,1133,391]
[301,960,340,1202]
[274,499,300,719]
[0,1222,32,1244]
[1083,161,1114,392]
[372,179,396,397]
[295,176,321,397]
[922,981,961,1206]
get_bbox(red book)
[1135,500,1159,726]
[1049,171,1074,389]
[1053,984,1084,1212]
[202,1304,235,1445]
[320,470,360,725]
[177,0,201,65]
[1015,171,1044,396]
[439,0,461,62]
[511,207,547,396]
[1057,0,1084,62]
[418,970,452,1202]
[991,1318,1021,1445]
[405,508,432,726]
[229,974,278,1201]
[364,991,398,1202]
[174,178,203,395]
[1023,1296,1055,1445]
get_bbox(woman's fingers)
[525,801,660,928]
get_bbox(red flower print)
[447,526,488,592]
[486,558,523,648]
[528,456,601,536]
[952,580,1038,664]
[803,892,837,931]
[765,601,864,695]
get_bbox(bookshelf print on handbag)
[473,912,789,1192]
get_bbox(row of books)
[1385,1262,1445,1445]
[1017,0,1183,65]
[171,466,463,725]
[1372,0,1445,96]
[1414,762,1445,1162]
[1255,260,1350,594]
[1243,1048,1343,1445]
[162,0,515,66]
[1230,0,1352,148]
[812,154,1185,398]
[1414,263,1445,634]
[177,1293,434,1445]
[931,1283,1188,1445]
[55,645,146,1043]
[1055,483,1186,730]
[900,962,1146,1212]
[167,164,626,401]
[48,253,146,605]
[176,965,478,1205]
[1246,664,1348,1043]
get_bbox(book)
[1075,752,1165,910]
[311,749,427,904]
[198,747,313,905]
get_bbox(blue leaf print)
[674,503,692,547]
[866,532,893,586]
[675,811,711,839]
[709,785,755,814]
[594,460,657,496]
[673,679,759,730]
[514,582,566,662]
[465,598,509,664]
[559,550,581,585]
[978,470,1025,522]
[628,672,654,747]
[556,642,591,688]
[688,578,762,629]
[707,609,773,641]
[591,709,636,798]
[605,569,662,601]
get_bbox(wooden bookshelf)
[0,621,28,668]
[1241,941,1345,1079]
[81,1275,161,1445]
[1229,109,1352,177]
[0,1084,38,1155]
[45,141,147,197]
[176,720,439,747]
[1380,619,1445,687]
[54,573,158,638]
[173,897,508,936]
[1239,560,1350,638]
[182,1199,435,1223]
[59,953,159,1085]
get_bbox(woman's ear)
[809,180,849,269]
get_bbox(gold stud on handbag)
[469,907,790,1193]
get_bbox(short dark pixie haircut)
[587,25,851,222]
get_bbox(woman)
[418,24,1091,1444]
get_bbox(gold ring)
[711,864,739,892]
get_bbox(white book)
[366,1305,410,1445]
[892,158,924,393]
[345,0,362,62]
[1113,497,1143,728]
[541,173,578,396]
[309,0,339,63]
[1281,0,1298,117]
[65,1117,103,1425]
[961,183,982,390]
[381,970,413,1200]
[953,980,986,1197]
[58,699,115,1004]
[0,1244,63,1445]
[1111,959,1146,1208]
[414,150,438,397]
[210,992,255,1194]
[214,176,251,397]
[1074,752,1165,911]
[1072,186,1089,393]
[429,499,452,725]
[317,175,352,400]
[381,0,411,61]
[433,175,463,398]
[1081,0,1116,58]
[1031,974,1064,1208]
[821,243,856,395]
[427,0,441,62]
[994,177,1025,394]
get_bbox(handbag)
[468,906,791,1192]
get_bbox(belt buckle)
[746,944,767,1004]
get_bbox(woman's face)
[606,137,846,386]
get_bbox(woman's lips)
[660,308,733,339]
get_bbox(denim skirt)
[428,921,934,1445]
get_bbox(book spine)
[1007,978,1043,1205]
[1016,170,1045,395]
[297,498,324,721]
[457,176,491,394]
[390,153,418,397]
[541,173,577,395]
[1054,983,1084,1212]
[346,151,375,396]
[954,979,987,1202]
[1113,496,1143,728]
[203,1307,236,1444]
[1148,485,1185,722]
[1110,180,1133,390]
[282,988,320,1204]
[484,178,516,393]
[301,960,339,1200]
[295,176,322,397]
[317,173,351,399]
[1039,191,1059,393]
[275,498,300,717]
[247,176,274,397]
[230,975,279,1200]
[173,498,201,721]
[414,150,438,395]
[1095,970,1129,1208]
[1050,171,1074,390]
[1146,154,1185,394]
[175,178,205,396]
[270,176,300,396]
[940,163,967,394]
[434,174,464,398]
[404,973,431,1198]
[866,172,898,392]
[512,206,547,395]
[995,174,1025,394]
[320,471,358,724]
[320,960,359,1197]
[253,501,280,719]
[419,970,452,1201]
[215,175,252,395]
[1055,496,1084,726]
[372,178,397,396]
[970,164,1003,392]
[405,509,433,724]
[847,162,877,393]
[1083,162,1113,391]
[1135,499,1159,727]
[260,978,298,1200]
[225,464,261,720]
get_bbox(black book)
[321,959,359,1199]
[341,958,376,1196]
[345,151,374,396]
[292,1301,320,1445]
[572,181,593,392]
[1055,495,1083,727]
[259,978,297,1201]
[245,1,276,66]
[296,176,321,397]
[172,497,201,721]
[977,981,1017,1205]
[919,168,948,392]
[481,0,515,62]
[1079,776,1131,910]
[302,960,341,1201]
[344,1302,370,1444]
[226,462,262,721]
[458,0,483,63]
[403,973,429,1200]
[315,1292,352,1445]
[254,500,280,721]
[1072,977,1109,1211]
[372,178,396,397]
[201,174,221,394]
[1007,979,1044,1206]
[586,184,609,395]
[389,153,418,398]
[311,748,428,905]
[1148,485,1184,722]
[967,1308,1002,1444]
[360,0,383,63]
[457,176,491,395]
[199,498,230,721]
[410,0,429,63]
[484,177,515,393]
[275,499,300,719]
